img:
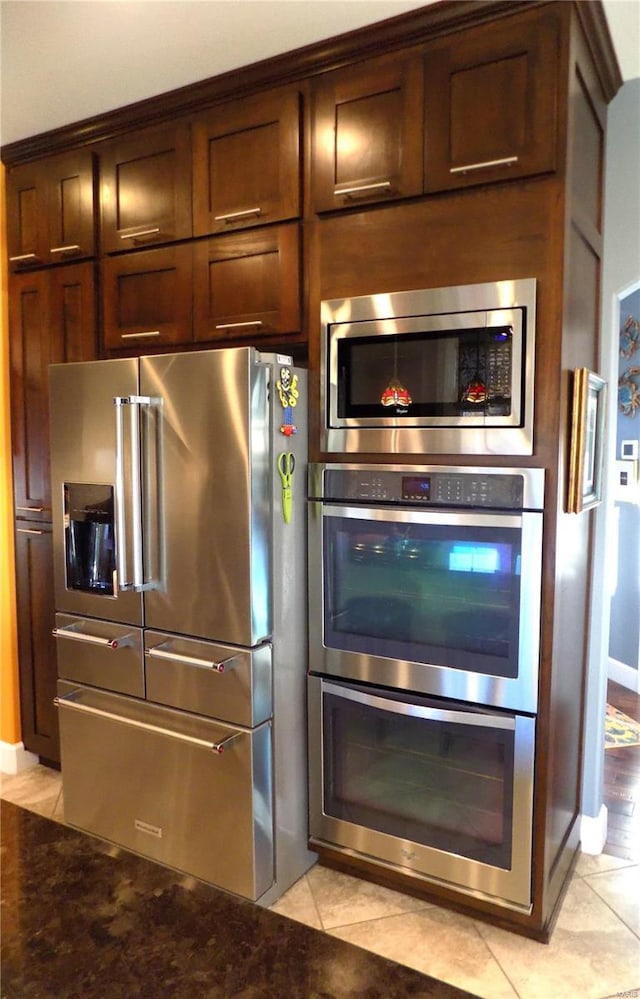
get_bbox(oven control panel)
[319,466,544,510]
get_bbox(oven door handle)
[321,504,524,530]
[323,680,516,731]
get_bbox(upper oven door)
[308,502,542,713]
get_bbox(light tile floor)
[2,765,639,999]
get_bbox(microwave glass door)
[337,324,514,420]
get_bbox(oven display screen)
[402,476,431,501]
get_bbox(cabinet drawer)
[56,681,274,900]
[145,631,272,726]
[193,223,300,341]
[192,88,300,236]
[54,613,144,697]
[102,244,193,350]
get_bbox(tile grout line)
[581,873,640,942]
[468,918,524,999]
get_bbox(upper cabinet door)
[192,88,301,237]
[311,56,424,213]
[424,10,559,193]
[7,151,97,270]
[100,120,192,252]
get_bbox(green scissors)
[277,452,295,524]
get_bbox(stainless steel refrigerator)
[49,346,314,904]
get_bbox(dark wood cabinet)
[192,88,301,237]
[99,121,192,252]
[9,264,97,520]
[311,55,423,213]
[6,150,96,270]
[102,244,193,350]
[423,9,559,192]
[14,524,59,762]
[193,223,300,342]
[9,262,96,764]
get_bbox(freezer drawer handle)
[145,645,238,673]
[54,695,243,754]
[52,626,135,650]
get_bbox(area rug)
[605,703,640,749]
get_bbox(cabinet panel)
[102,244,193,350]
[9,272,50,518]
[424,11,559,192]
[14,523,60,762]
[312,56,423,212]
[192,88,300,236]
[47,150,97,262]
[100,121,192,252]
[193,224,300,341]
[9,265,97,520]
[6,151,96,269]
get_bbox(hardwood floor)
[603,679,640,862]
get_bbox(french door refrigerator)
[49,346,314,904]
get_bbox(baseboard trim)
[0,741,39,776]
[607,657,640,693]
[580,804,609,855]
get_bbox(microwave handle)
[323,680,515,731]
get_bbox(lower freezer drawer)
[56,682,274,901]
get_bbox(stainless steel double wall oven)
[308,465,543,909]
[308,279,543,912]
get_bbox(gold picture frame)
[567,368,607,513]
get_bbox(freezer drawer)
[53,613,144,696]
[144,631,272,726]
[56,681,274,901]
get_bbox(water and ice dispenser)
[64,483,116,594]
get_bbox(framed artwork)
[567,368,607,513]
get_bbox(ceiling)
[1,0,639,149]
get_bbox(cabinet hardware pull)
[120,228,161,240]
[335,181,392,198]
[50,244,81,254]
[214,321,263,330]
[54,695,244,754]
[120,331,161,339]
[52,626,134,650]
[16,505,45,512]
[214,207,262,222]
[17,528,44,535]
[9,253,39,263]
[145,645,237,673]
[450,155,519,175]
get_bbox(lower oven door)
[308,676,534,910]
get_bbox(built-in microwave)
[321,278,536,456]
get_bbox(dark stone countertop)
[1,799,480,999]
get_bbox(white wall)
[582,78,640,830]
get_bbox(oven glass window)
[336,326,513,420]
[323,688,514,869]
[324,516,522,678]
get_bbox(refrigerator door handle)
[54,694,245,754]
[114,394,157,592]
[52,626,135,650]
[145,644,238,673]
